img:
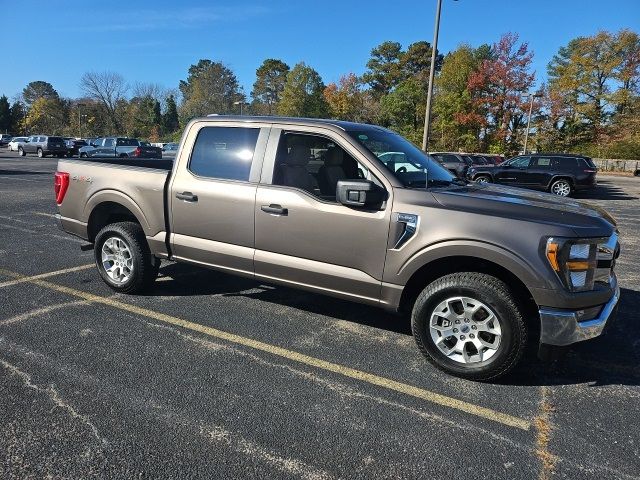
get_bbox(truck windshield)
[346,128,457,188]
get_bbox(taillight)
[133,147,142,157]
[54,172,70,205]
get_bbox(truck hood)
[430,183,616,238]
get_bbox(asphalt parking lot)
[0,149,638,479]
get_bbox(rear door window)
[532,157,552,168]
[189,126,260,181]
[117,138,138,147]
[551,157,578,169]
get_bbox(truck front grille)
[595,233,619,285]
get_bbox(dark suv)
[18,135,68,158]
[466,154,597,197]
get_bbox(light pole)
[523,93,542,154]
[77,103,86,138]
[233,101,248,115]
[422,0,457,151]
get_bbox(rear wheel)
[550,178,572,197]
[94,221,160,294]
[411,272,527,381]
[37,148,44,158]
[18,147,25,156]
[80,152,88,158]
[475,175,491,184]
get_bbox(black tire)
[18,147,25,156]
[549,178,572,197]
[37,148,44,158]
[80,152,88,158]
[475,175,491,184]
[411,272,527,381]
[94,221,160,294]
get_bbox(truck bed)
[56,158,172,252]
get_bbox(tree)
[612,30,640,115]
[362,41,404,96]
[432,44,491,151]
[277,63,329,117]
[323,73,366,121]
[80,71,128,131]
[469,33,536,154]
[0,95,10,133]
[22,81,59,107]
[179,59,243,121]
[23,97,68,135]
[9,100,26,134]
[379,78,425,144]
[251,59,290,115]
[400,41,443,86]
[163,94,180,133]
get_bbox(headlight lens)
[545,238,597,292]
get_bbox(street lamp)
[77,103,86,138]
[422,0,457,152]
[233,101,248,115]
[523,93,542,154]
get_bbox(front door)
[496,156,530,186]
[169,122,269,276]
[253,128,392,304]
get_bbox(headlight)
[545,238,597,292]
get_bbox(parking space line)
[0,264,93,288]
[0,222,85,244]
[0,266,532,431]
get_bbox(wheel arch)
[396,251,541,337]
[85,192,150,242]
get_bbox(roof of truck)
[194,115,390,132]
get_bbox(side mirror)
[336,179,386,208]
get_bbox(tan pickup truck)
[55,116,620,380]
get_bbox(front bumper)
[539,286,620,346]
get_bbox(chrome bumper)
[539,286,620,346]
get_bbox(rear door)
[169,121,270,276]
[253,127,392,304]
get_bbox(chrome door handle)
[176,192,198,202]
[261,204,288,215]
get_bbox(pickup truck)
[54,116,621,381]
[78,137,162,158]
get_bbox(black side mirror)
[336,179,386,208]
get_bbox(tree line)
[0,28,638,157]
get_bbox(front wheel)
[411,272,527,381]
[475,175,491,184]
[94,221,160,294]
[550,179,572,197]
[18,147,25,156]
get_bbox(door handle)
[261,204,288,215]
[176,191,198,202]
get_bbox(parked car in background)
[466,153,598,197]
[18,135,68,157]
[79,137,162,158]
[162,142,179,159]
[0,134,13,146]
[430,152,471,178]
[64,138,88,157]
[7,137,28,152]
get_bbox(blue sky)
[1,0,639,101]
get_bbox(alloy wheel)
[101,236,134,284]
[429,296,502,364]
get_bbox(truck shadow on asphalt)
[574,179,638,201]
[153,264,640,386]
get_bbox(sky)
[1,0,639,102]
